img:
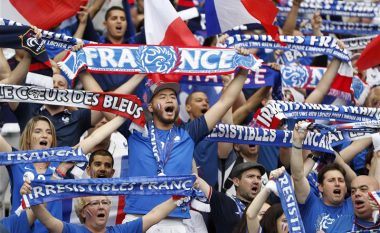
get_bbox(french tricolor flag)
[205,0,280,41]
[144,0,200,46]
[145,0,200,83]
[357,34,380,71]
[0,0,87,30]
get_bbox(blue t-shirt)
[7,157,62,233]
[0,212,31,233]
[62,217,142,233]
[14,103,92,147]
[121,116,209,218]
[327,214,380,233]
[299,191,353,233]
[192,137,218,187]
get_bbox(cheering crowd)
[1,0,380,232]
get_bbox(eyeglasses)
[83,199,111,209]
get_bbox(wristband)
[293,145,303,150]
[54,168,66,179]
[307,153,319,162]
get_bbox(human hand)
[20,180,32,196]
[293,121,310,145]
[77,5,89,25]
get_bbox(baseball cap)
[230,161,266,178]
[146,81,180,102]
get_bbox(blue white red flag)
[205,0,280,42]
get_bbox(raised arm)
[0,49,32,85]
[339,138,372,163]
[79,116,126,154]
[31,204,63,233]
[79,70,145,95]
[204,61,249,130]
[290,122,311,204]
[305,58,341,104]
[246,167,283,233]
[334,151,357,188]
[0,135,12,153]
[282,0,303,35]
[371,134,380,184]
[233,86,270,125]
[142,197,178,232]
[21,181,63,233]
[218,107,233,159]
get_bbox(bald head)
[351,176,379,221]
[352,176,379,191]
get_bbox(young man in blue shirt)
[120,50,250,231]
[291,122,355,233]
[327,175,380,232]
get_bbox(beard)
[152,107,179,125]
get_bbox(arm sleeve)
[184,115,210,144]
[112,217,143,233]
[0,212,31,233]
[117,120,133,139]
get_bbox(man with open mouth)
[326,175,380,232]
[195,161,266,233]
[119,49,251,232]
[291,122,354,233]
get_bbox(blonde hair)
[74,196,111,224]
[74,197,87,224]
[19,116,57,150]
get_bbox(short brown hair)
[317,163,346,184]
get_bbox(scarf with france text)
[254,101,380,129]
[58,45,262,84]
[279,0,379,18]
[225,34,351,62]
[19,175,195,210]
[0,147,86,165]
[0,84,145,128]
[206,123,335,153]
[276,172,305,233]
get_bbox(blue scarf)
[0,20,49,66]
[256,101,380,128]
[276,172,305,233]
[20,175,195,208]
[206,123,334,153]
[279,0,379,18]
[342,35,378,51]
[0,18,91,50]
[180,65,280,88]
[277,17,380,35]
[58,45,262,81]
[225,34,351,62]
[0,147,86,165]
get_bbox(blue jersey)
[192,137,218,187]
[299,191,353,233]
[62,217,142,233]
[14,103,92,147]
[0,212,31,233]
[7,156,62,233]
[121,116,209,218]
[327,214,380,233]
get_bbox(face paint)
[84,207,95,218]
[156,103,161,110]
[281,222,288,232]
